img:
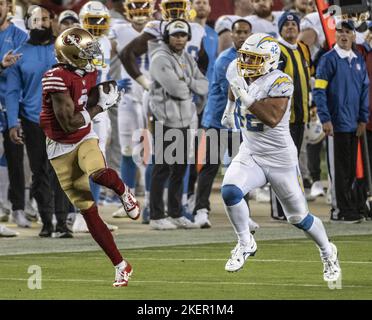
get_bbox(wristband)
[80,110,91,126]
[135,75,151,91]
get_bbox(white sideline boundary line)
[0,277,369,289]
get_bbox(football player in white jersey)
[245,0,283,38]
[119,0,207,91]
[110,0,154,218]
[80,1,112,167]
[220,33,341,284]
[73,1,118,232]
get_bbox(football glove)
[231,84,256,113]
[98,84,120,111]
[221,109,237,130]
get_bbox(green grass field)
[0,234,371,300]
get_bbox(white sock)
[115,260,126,269]
[224,199,251,246]
[304,215,332,258]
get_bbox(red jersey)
[40,65,97,144]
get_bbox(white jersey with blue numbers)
[111,23,149,103]
[226,59,298,168]
[245,12,283,39]
[143,20,205,59]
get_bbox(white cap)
[167,20,189,36]
[58,10,79,25]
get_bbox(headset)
[24,5,55,30]
[162,18,192,44]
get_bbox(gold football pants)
[50,138,106,211]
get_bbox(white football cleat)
[322,242,341,282]
[0,225,19,237]
[119,186,140,220]
[169,216,198,229]
[225,236,257,272]
[113,261,133,287]
[149,218,177,230]
[194,209,211,229]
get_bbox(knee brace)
[289,213,314,231]
[221,184,244,206]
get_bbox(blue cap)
[335,20,355,31]
[278,11,300,35]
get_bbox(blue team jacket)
[313,49,369,132]
[0,23,28,107]
[6,42,57,129]
[203,25,218,88]
[202,47,237,129]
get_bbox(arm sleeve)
[359,59,370,123]
[5,64,22,128]
[313,55,332,123]
[150,55,191,100]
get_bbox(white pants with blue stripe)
[222,151,309,223]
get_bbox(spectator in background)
[193,19,253,228]
[57,9,80,33]
[357,24,372,219]
[214,0,253,53]
[148,19,208,230]
[187,0,218,210]
[314,20,369,223]
[0,47,22,238]
[247,0,283,38]
[278,12,312,153]
[288,0,315,18]
[0,0,29,227]
[6,5,66,237]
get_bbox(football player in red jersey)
[40,27,139,287]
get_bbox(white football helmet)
[237,33,280,78]
[79,1,111,37]
[124,0,154,25]
[160,0,190,21]
[304,114,325,144]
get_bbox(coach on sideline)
[148,19,208,230]
[313,20,369,223]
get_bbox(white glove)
[221,110,236,130]
[98,84,120,111]
[231,84,256,113]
